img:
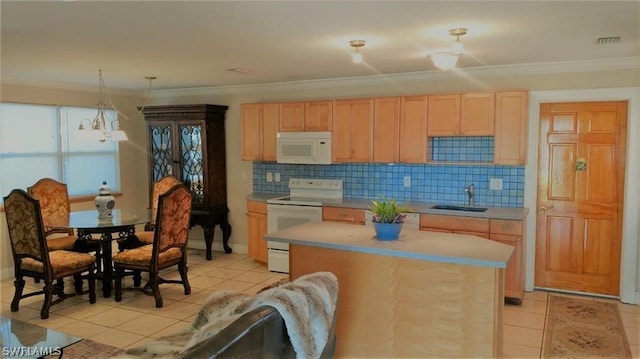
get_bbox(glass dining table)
[55,209,152,298]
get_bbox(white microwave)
[276,131,332,165]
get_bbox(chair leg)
[151,276,163,308]
[179,262,191,295]
[133,271,142,287]
[41,281,54,319]
[11,277,25,312]
[73,274,83,294]
[88,267,96,304]
[114,267,123,302]
[55,279,66,298]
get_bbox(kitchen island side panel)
[290,244,504,358]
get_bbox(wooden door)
[373,97,400,163]
[427,94,460,136]
[399,96,428,163]
[460,92,494,136]
[535,101,627,295]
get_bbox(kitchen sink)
[431,204,488,212]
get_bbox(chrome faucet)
[464,184,475,206]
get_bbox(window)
[0,102,121,200]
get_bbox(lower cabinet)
[247,201,268,263]
[322,207,365,225]
[420,214,525,304]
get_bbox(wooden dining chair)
[113,183,192,308]
[28,178,102,273]
[3,189,97,319]
[134,175,182,246]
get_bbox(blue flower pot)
[373,222,403,240]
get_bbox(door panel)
[536,101,627,296]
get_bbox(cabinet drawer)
[323,207,365,225]
[420,214,489,233]
[490,219,523,236]
[247,200,267,214]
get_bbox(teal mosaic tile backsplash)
[253,162,524,208]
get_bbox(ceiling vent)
[595,36,621,44]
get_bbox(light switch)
[490,178,503,190]
[266,172,273,182]
[403,176,411,187]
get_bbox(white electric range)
[266,178,343,273]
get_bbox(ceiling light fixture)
[349,40,366,64]
[77,70,155,143]
[430,28,467,71]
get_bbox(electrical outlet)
[490,178,503,190]
[266,172,273,182]
[275,173,281,182]
[403,176,411,187]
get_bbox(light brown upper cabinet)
[241,103,279,161]
[332,98,374,163]
[305,100,332,131]
[373,97,400,163]
[278,100,332,132]
[427,93,495,136]
[494,91,528,165]
[399,96,428,163]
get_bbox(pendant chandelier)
[430,28,467,71]
[77,69,155,143]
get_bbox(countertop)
[265,221,514,268]
[246,192,529,220]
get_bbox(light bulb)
[352,51,363,64]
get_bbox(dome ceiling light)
[430,28,467,71]
[349,40,366,64]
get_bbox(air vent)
[595,36,621,44]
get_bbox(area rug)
[44,339,123,359]
[542,294,632,358]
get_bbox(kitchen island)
[265,221,514,358]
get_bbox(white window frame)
[0,102,121,201]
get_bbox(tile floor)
[1,249,638,358]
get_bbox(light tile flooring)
[1,249,638,358]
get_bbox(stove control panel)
[289,178,343,190]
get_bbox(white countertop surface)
[265,221,514,268]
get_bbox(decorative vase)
[95,181,115,219]
[373,222,403,240]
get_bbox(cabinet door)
[305,100,332,131]
[261,103,280,161]
[490,233,523,302]
[494,91,528,165]
[241,104,262,160]
[247,211,268,263]
[427,94,460,136]
[148,122,174,181]
[400,96,428,163]
[279,102,305,132]
[420,214,490,233]
[177,122,206,206]
[332,99,373,162]
[373,97,400,163]
[461,92,495,136]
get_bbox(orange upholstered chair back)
[154,184,192,253]
[27,178,73,235]
[150,176,181,223]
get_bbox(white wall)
[2,64,638,304]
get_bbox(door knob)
[538,205,554,213]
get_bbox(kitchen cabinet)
[322,206,365,225]
[373,97,400,163]
[247,200,268,263]
[427,92,494,136]
[332,98,374,162]
[241,103,279,161]
[494,91,528,165]
[278,100,332,132]
[143,104,231,260]
[400,96,428,163]
[419,214,490,238]
[490,219,525,304]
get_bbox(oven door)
[267,203,322,250]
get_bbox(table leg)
[100,232,113,298]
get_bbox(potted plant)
[369,196,412,240]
